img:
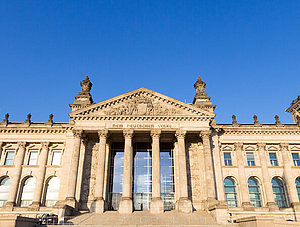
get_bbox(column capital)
[123,129,134,139]
[17,141,26,149]
[200,130,211,140]
[279,143,289,151]
[98,129,109,138]
[175,130,186,139]
[257,143,266,151]
[73,129,83,138]
[151,129,161,138]
[234,142,243,151]
[41,141,50,150]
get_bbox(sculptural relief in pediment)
[103,95,181,116]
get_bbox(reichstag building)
[0,76,300,227]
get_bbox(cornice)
[215,124,300,135]
[0,125,71,134]
[71,115,212,121]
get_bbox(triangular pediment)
[69,88,215,120]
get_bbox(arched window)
[295,177,300,201]
[20,177,36,207]
[224,177,238,207]
[272,177,287,208]
[44,177,60,207]
[248,177,262,207]
[0,177,11,207]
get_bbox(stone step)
[56,210,233,226]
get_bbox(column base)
[266,202,278,211]
[176,197,193,213]
[118,197,133,214]
[206,197,219,210]
[28,201,40,211]
[65,197,77,209]
[242,202,254,211]
[93,198,105,213]
[2,201,14,211]
[208,200,229,225]
[150,197,164,214]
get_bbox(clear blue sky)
[0,0,299,124]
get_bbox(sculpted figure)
[80,75,92,94]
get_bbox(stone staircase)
[56,210,235,227]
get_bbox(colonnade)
[65,129,217,214]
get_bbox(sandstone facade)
[0,76,299,226]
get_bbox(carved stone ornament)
[175,130,186,139]
[234,142,243,151]
[48,113,53,124]
[98,129,109,138]
[279,143,289,151]
[17,141,26,150]
[253,115,261,126]
[257,143,266,151]
[104,95,180,116]
[73,129,83,138]
[80,75,92,94]
[123,129,134,139]
[25,113,31,123]
[200,130,211,140]
[194,76,207,98]
[232,115,239,126]
[41,141,50,150]
[150,129,161,138]
[3,113,9,125]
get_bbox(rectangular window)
[4,151,14,165]
[223,152,232,166]
[51,151,61,165]
[246,152,255,166]
[28,151,38,165]
[269,153,278,166]
[292,153,300,166]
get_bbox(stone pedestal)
[65,197,77,209]
[150,197,164,214]
[118,198,133,214]
[176,198,193,213]
[266,202,278,211]
[242,202,255,211]
[94,198,105,213]
[208,201,229,225]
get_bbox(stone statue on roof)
[80,75,92,94]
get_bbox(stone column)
[94,129,109,213]
[119,129,134,213]
[200,131,217,205]
[234,143,253,210]
[31,142,50,207]
[175,130,192,213]
[150,129,164,213]
[280,143,300,209]
[65,129,83,208]
[257,143,278,210]
[6,142,26,207]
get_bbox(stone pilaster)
[119,129,134,214]
[257,143,278,211]
[5,142,26,208]
[234,143,253,210]
[209,131,228,225]
[175,130,192,213]
[150,129,164,214]
[200,130,217,208]
[65,129,83,208]
[94,129,109,213]
[280,143,300,210]
[31,142,50,208]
